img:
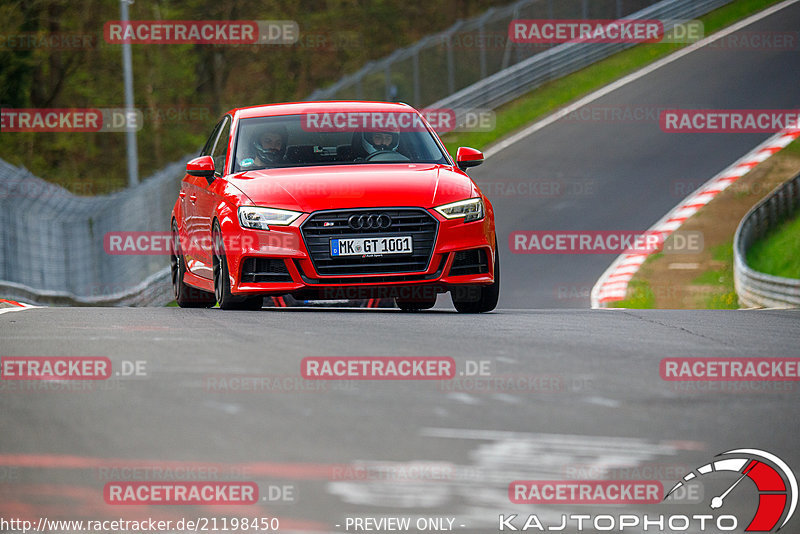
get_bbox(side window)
[211,117,232,176]
[200,119,224,157]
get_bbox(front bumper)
[226,207,495,298]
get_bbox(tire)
[212,222,263,311]
[451,246,500,313]
[170,221,216,308]
[395,296,437,311]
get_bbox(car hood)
[226,164,478,212]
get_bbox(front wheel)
[170,221,216,308]
[212,222,263,311]
[451,247,500,313]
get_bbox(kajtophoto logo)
[665,449,797,532]
[498,448,795,532]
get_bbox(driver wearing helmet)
[362,130,400,155]
[241,124,289,168]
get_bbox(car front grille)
[240,258,293,283]
[300,208,438,276]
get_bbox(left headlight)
[238,206,302,230]
[434,198,485,222]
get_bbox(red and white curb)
[591,126,800,308]
[0,298,38,315]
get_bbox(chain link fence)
[0,157,190,306]
[307,0,662,106]
[1,0,736,306]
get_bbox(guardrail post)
[412,49,420,107]
[768,194,778,229]
[515,5,525,65]
[503,5,520,70]
[447,33,456,95]
[479,21,488,80]
[384,63,392,101]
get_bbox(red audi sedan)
[170,101,498,312]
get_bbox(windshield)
[232,113,449,172]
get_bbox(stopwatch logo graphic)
[665,449,797,532]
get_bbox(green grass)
[746,214,800,278]
[610,243,740,309]
[784,137,800,157]
[609,279,657,308]
[691,242,738,309]
[608,253,662,308]
[442,0,785,155]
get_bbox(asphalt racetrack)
[3,2,800,533]
[1,307,799,532]
[472,1,800,308]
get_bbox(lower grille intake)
[241,258,293,283]
[449,249,489,276]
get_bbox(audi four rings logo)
[348,213,392,230]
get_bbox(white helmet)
[362,131,399,154]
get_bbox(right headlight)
[238,206,302,230]
[434,198,485,222]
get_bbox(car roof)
[230,101,416,119]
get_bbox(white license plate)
[331,236,413,257]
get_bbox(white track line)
[0,301,39,315]
[485,0,800,159]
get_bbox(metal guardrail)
[429,0,731,122]
[0,269,171,307]
[734,173,800,308]
[307,0,664,106]
[308,0,733,123]
[0,156,192,306]
[0,0,738,306]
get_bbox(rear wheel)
[451,246,500,313]
[212,222,263,311]
[170,221,216,308]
